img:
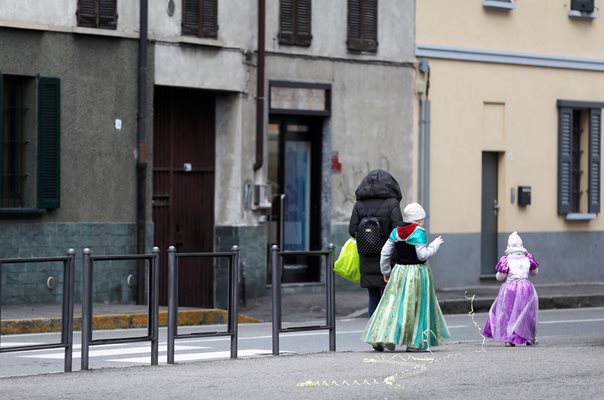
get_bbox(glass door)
[267,119,322,283]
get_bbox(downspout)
[417,59,431,230]
[136,0,149,304]
[254,0,266,171]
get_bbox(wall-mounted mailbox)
[518,186,531,206]
[253,184,272,210]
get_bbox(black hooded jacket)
[348,169,404,288]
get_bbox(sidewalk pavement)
[1,283,604,334]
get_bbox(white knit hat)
[403,202,426,223]
[505,231,527,255]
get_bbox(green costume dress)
[362,224,450,349]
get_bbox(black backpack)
[355,206,386,255]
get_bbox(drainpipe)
[136,0,149,304]
[254,0,266,171]
[417,59,431,230]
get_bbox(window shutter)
[295,0,312,46]
[558,108,573,214]
[38,77,61,210]
[182,0,201,35]
[202,0,218,38]
[98,0,118,30]
[347,0,363,50]
[279,0,296,45]
[588,109,601,214]
[0,73,3,202]
[77,0,98,28]
[362,0,378,51]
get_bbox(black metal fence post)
[63,248,76,372]
[167,246,177,364]
[81,248,92,371]
[150,246,160,366]
[327,243,336,351]
[229,245,240,359]
[271,245,281,356]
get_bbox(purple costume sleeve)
[495,256,508,273]
[527,253,539,270]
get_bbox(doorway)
[481,152,500,276]
[267,118,323,283]
[152,86,215,307]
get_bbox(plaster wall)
[426,60,604,234]
[0,28,140,223]
[417,0,604,59]
[0,0,139,36]
[265,56,415,224]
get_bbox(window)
[77,0,118,30]
[557,100,602,217]
[347,0,378,52]
[571,0,594,13]
[483,0,517,11]
[182,0,218,38]
[278,0,312,46]
[0,75,61,210]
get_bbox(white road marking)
[19,345,204,359]
[109,349,292,363]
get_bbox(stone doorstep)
[0,310,259,335]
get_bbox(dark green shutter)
[588,109,601,214]
[99,0,118,29]
[362,0,378,51]
[279,0,296,44]
[294,0,312,46]
[202,0,218,38]
[182,0,200,35]
[0,73,3,203]
[558,108,573,214]
[347,0,363,50]
[77,0,98,28]
[38,77,61,210]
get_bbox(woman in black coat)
[349,169,404,318]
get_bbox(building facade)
[415,0,604,287]
[1,0,416,306]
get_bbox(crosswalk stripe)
[109,349,293,363]
[19,345,204,359]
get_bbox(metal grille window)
[0,75,61,210]
[77,0,118,30]
[347,0,378,52]
[182,0,218,38]
[557,100,602,216]
[278,0,312,47]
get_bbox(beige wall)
[416,0,604,234]
[417,0,604,59]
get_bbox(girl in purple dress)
[483,232,540,346]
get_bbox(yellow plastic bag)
[334,238,360,283]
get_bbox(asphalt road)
[2,308,603,376]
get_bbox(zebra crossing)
[2,340,277,367]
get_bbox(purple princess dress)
[483,232,539,346]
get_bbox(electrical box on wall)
[253,184,272,210]
[518,186,531,206]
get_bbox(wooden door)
[153,86,215,307]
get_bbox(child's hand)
[384,275,390,283]
[432,236,444,246]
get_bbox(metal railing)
[81,247,160,370]
[271,244,336,356]
[167,245,240,363]
[0,250,76,372]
